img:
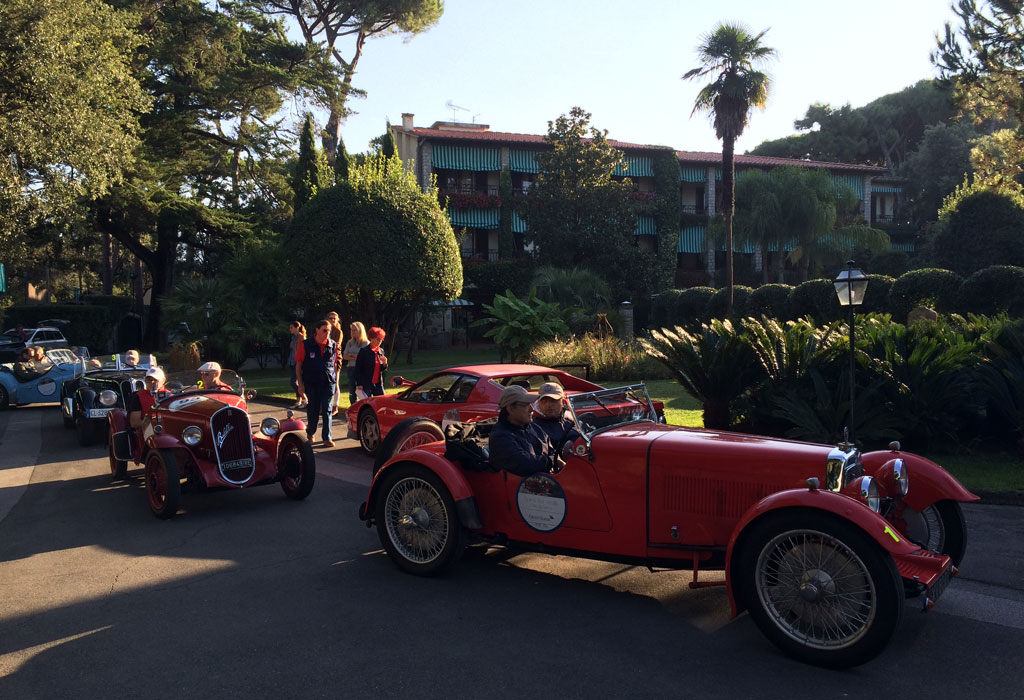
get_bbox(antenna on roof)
[445,99,469,122]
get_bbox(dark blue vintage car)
[61,353,157,446]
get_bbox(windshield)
[163,369,243,395]
[91,353,157,371]
[566,384,657,438]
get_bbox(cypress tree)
[294,113,330,211]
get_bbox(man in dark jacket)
[295,319,338,447]
[488,385,570,477]
[532,381,581,446]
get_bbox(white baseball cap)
[146,367,165,383]
[198,361,221,372]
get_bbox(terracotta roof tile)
[405,126,887,174]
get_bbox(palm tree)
[684,24,776,312]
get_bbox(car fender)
[77,387,98,414]
[724,488,920,617]
[363,449,481,529]
[861,450,978,509]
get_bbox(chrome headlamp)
[99,389,118,407]
[858,476,881,512]
[260,417,281,437]
[182,425,203,446]
[879,458,909,497]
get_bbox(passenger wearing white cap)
[487,384,572,477]
[197,361,232,390]
[128,366,166,429]
[533,381,581,446]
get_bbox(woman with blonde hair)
[287,321,307,409]
[342,321,370,404]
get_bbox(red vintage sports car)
[358,383,973,668]
[347,363,659,459]
[108,369,316,519]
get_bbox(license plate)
[222,458,253,470]
[928,564,954,602]
[88,408,113,418]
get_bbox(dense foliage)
[284,154,462,335]
[926,178,1024,275]
[474,290,570,362]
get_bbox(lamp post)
[834,261,868,443]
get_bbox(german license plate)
[222,458,252,470]
[88,408,113,418]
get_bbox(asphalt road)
[1,401,1023,699]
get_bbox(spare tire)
[373,417,444,475]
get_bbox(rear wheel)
[145,449,180,519]
[279,436,316,500]
[375,463,464,576]
[373,417,444,475]
[738,511,903,669]
[898,500,967,566]
[109,439,127,480]
[358,409,381,456]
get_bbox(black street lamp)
[834,261,868,443]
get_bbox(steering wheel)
[578,414,596,434]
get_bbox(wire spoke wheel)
[756,529,876,650]
[897,500,967,565]
[385,476,450,564]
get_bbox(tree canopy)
[926,177,1024,275]
[284,153,462,333]
[0,0,148,261]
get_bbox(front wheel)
[738,511,904,669]
[358,409,381,456]
[896,500,967,567]
[375,464,465,576]
[145,449,181,519]
[372,417,444,475]
[279,436,316,500]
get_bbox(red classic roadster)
[108,370,316,518]
[359,383,974,668]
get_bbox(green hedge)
[749,283,793,320]
[959,265,1024,316]
[861,274,896,315]
[675,286,716,326]
[888,268,962,322]
[790,279,840,322]
[2,303,112,352]
[707,285,754,320]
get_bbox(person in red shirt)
[295,319,339,447]
[354,326,388,399]
[129,368,166,430]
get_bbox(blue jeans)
[347,367,358,404]
[305,384,334,442]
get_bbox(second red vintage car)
[358,383,974,668]
[346,363,662,459]
[108,369,316,519]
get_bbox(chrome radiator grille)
[211,406,255,484]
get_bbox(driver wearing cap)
[128,367,166,430]
[197,361,232,390]
[488,385,572,477]
[532,381,581,446]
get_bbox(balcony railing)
[461,249,500,262]
[441,185,499,197]
[873,214,896,224]
[681,204,702,214]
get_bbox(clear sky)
[304,0,961,156]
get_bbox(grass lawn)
[241,349,1023,494]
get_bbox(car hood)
[158,393,245,421]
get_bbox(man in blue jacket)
[295,319,338,447]
[488,385,571,477]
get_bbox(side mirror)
[246,389,257,400]
[390,376,405,388]
[167,381,184,394]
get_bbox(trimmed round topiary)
[889,268,963,322]
[868,250,910,278]
[651,289,686,327]
[861,274,896,315]
[707,285,754,321]
[675,286,716,327]
[790,279,841,322]
[749,283,794,320]
[959,265,1024,316]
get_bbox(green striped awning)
[431,144,500,171]
[873,184,903,193]
[448,208,499,229]
[680,166,706,182]
[509,150,542,174]
[634,215,656,236]
[678,226,705,253]
[891,241,916,252]
[512,211,528,233]
[832,174,864,199]
[613,155,654,178]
